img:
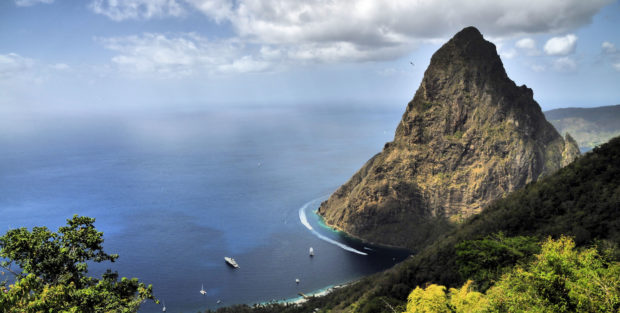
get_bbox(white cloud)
[50,63,70,71]
[98,33,276,77]
[544,34,578,55]
[530,64,546,72]
[89,0,184,21]
[227,0,606,47]
[516,38,536,50]
[285,42,412,63]
[602,41,617,54]
[0,53,35,78]
[15,0,53,6]
[184,0,232,23]
[552,56,577,72]
[217,56,271,73]
[98,31,418,78]
[500,48,517,59]
[613,63,620,71]
[515,37,540,56]
[89,0,611,63]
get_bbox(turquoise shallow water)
[0,104,410,312]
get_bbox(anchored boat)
[224,257,239,268]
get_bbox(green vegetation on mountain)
[454,233,540,291]
[545,104,620,150]
[336,135,620,312]
[214,135,620,313]
[318,26,579,250]
[405,237,619,313]
[0,215,156,312]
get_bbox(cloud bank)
[90,0,184,21]
[88,0,612,77]
[0,53,34,79]
[14,0,53,6]
[90,0,611,55]
[98,33,274,76]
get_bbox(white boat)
[200,284,207,295]
[295,278,300,284]
[225,257,240,268]
[309,247,314,257]
[162,301,166,312]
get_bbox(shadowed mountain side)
[317,26,579,250]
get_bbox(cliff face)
[317,27,580,249]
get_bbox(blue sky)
[1,0,619,115]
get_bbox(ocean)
[0,103,411,312]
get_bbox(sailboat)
[162,301,166,312]
[200,284,207,295]
[309,247,314,257]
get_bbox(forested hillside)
[213,135,620,313]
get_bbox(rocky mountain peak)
[318,27,580,250]
[427,26,505,78]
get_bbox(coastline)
[314,209,413,251]
[235,197,414,311]
[271,282,354,306]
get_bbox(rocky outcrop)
[317,27,580,250]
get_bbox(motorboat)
[225,257,240,268]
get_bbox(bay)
[0,103,410,312]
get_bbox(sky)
[1,0,619,116]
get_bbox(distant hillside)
[545,104,620,150]
[211,135,620,313]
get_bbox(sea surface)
[0,104,411,312]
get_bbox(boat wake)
[299,199,367,256]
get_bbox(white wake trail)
[299,200,367,256]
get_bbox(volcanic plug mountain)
[317,27,580,249]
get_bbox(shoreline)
[256,281,354,306]
[314,209,413,251]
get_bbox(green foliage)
[404,280,487,313]
[0,215,155,312]
[486,236,619,312]
[455,232,539,291]
[404,237,620,313]
[406,284,450,313]
[447,281,487,313]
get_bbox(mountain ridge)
[544,104,620,150]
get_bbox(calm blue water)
[0,104,410,312]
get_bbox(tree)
[486,236,619,312]
[404,237,619,313]
[405,284,450,313]
[455,232,539,291]
[0,215,155,312]
[403,281,488,313]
